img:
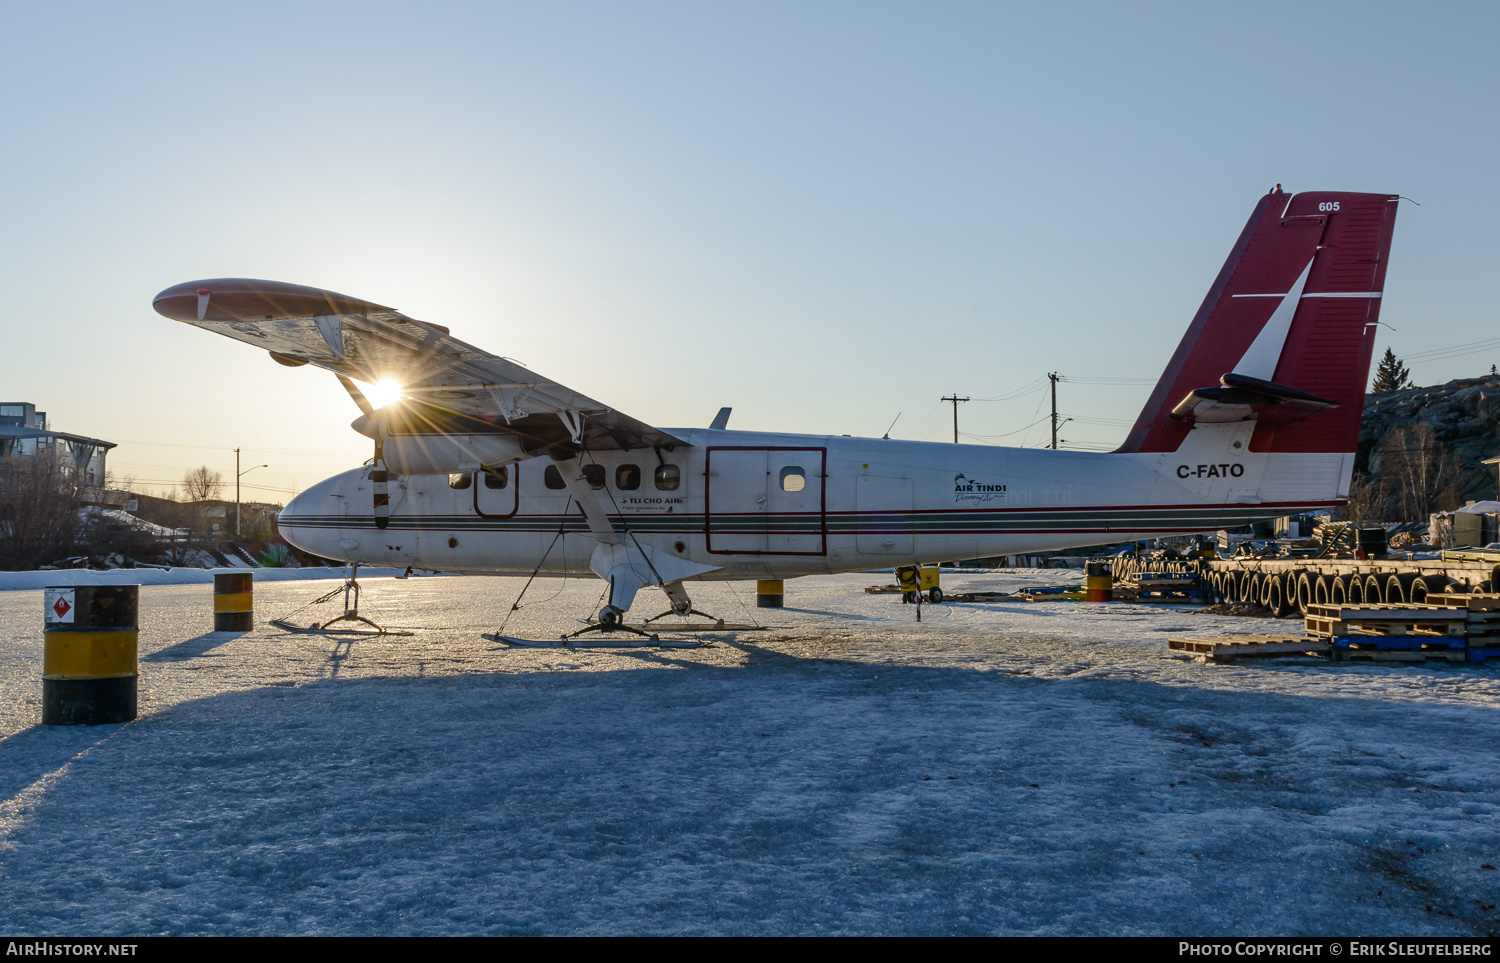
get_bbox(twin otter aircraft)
[155,189,1399,628]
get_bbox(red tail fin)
[1118,190,1400,454]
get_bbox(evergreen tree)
[1371,347,1412,393]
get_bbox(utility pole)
[1049,373,1060,450]
[235,448,268,538]
[940,394,969,443]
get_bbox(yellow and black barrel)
[1085,561,1113,602]
[213,572,253,631]
[43,584,138,726]
[756,579,784,608]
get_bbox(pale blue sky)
[2,1,1495,499]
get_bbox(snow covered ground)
[1,569,1497,936]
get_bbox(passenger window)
[654,465,681,491]
[780,467,806,492]
[582,465,606,490]
[616,464,641,490]
[544,465,566,490]
[449,472,473,490]
[482,467,508,490]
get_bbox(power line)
[1058,375,1155,385]
[113,438,366,456]
[1063,413,1137,428]
[959,413,1056,441]
[971,380,1046,403]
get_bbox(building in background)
[0,402,116,491]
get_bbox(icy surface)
[1,570,1497,935]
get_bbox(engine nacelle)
[381,432,532,475]
[351,415,533,474]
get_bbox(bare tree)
[1335,471,1389,523]
[181,465,224,502]
[1377,423,1463,521]
[0,450,85,569]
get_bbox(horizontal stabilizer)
[1170,372,1339,425]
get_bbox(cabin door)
[706,447,826,555]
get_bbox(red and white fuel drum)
[42,585,138,725]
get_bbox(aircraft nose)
[277,491,315,555]
[277,477,347,560]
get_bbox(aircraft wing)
[153,278,689,453]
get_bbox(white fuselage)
[278,423,1348,578]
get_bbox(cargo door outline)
[855,476,914,555]
[705,446,826,556]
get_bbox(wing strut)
[545,452,718,626]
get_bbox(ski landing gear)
[638,580,766,632]
[484,581,761,648]
[562,603,661,644]
[270,564,413,636]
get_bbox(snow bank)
[0,566,418,591]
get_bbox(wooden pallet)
[1137,578,1198,592]
[1020,590,1085,602]
[1330,635,1466,662]
[1169,635,1330,660]
[1402,595,1500,641]
[1439,550,1500,563]
[1331,645,1468,663]
[1425,593,1500,612]
[1305,603,1468,638]
[1332,635,1466,651]
[942,591,1018,603]
[1307,617,1470,637]
[1110,585,1200,603]
[1128,577,1200,603]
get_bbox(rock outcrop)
[1358,375,1500,506]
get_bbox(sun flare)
[361,378,405,409]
